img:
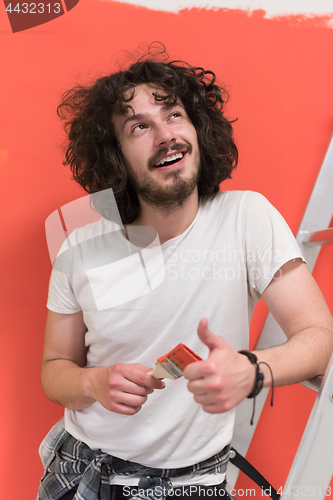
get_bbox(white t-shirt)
[47,190,304,469]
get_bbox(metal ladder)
[228,136,333,499]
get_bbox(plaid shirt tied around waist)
[36,420,231,500]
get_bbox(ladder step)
[300,227,333,245]
[300,375,323,392]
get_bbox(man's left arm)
[184,259,333,413]
[254,258,333,387]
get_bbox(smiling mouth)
[155,152,185,168]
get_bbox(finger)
[113,390,148,408]
[121,382,155,396]
[103,390,149,415]
[197,318,227,352]
[201,403,222,414]
[111,402,144,416]
[135,366,166,390]
[137,372,166,390]
[118,364,165,390]
[149,379,165,389]
[193,393,214,405]
[183,358,216,380]
[186,378,211,395]
[108,368,156,397]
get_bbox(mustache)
[148,143,192,169]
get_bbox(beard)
[127,146,201,212]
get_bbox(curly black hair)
[57,46,238,224]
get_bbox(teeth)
[156,152,184,167]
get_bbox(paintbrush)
[149,343,202,380]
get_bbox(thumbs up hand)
[183,319,256,414]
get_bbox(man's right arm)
[41,310,165,415]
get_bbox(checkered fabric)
[36,425,230,500]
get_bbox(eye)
[132,123,147,133]
[170,111,182,119]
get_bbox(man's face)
[112,84,201,211]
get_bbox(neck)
[129,188,199,244]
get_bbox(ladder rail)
[229,135,333,490]
[295,134,333,271]
[281,352,333,499]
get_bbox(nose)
[154,122,176,147]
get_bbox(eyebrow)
[121,101,185,131]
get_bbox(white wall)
[109,0,333,17]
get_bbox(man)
[38,50,333,500]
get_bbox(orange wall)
[0,2,332,498]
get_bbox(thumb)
[197,318,225,352]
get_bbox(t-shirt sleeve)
[47,268,81,314]
[243,192,305,298]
